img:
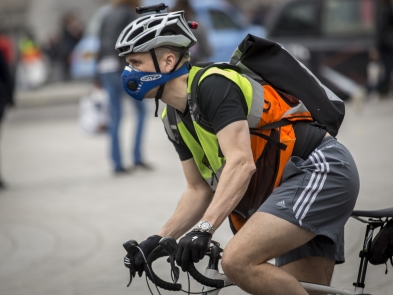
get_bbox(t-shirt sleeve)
[197,74,248,133]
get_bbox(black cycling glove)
[124,235,162,277]
[175,231,212,272]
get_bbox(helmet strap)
[150,48,161,73]
[150,48,186,117]
[150,49,164,117]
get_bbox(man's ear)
[163,52,177,73]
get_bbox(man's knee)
[221,241,247,280]
[221,244,238,278]
[221,238,269,280]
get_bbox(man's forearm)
[202,158,255,232]
[158,185,213,239]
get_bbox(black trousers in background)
[378,49,393,96]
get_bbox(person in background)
[97,0,151,174]
[0,34,15,188]
[59,11,83,81]
[366,48,382,100]
[376,0,393,98]
[172,0,212,64]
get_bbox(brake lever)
[123,240,139,287]
[159,237,180,284]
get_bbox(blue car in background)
[70,0,265,79]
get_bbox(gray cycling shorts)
[258,136,359,266]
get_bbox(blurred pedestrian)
[97,0,152,174]
[16,30,47,89]
[59,11,83,80]
[172,0,212,64]
[0,43,15,188]
[366,48,382,100]
[376,0,393,98]
[42,33,62,82]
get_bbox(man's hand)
[175,231,212,272]
[124,235,162,276]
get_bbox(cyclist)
[117,10,360,295]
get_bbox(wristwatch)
[195,220,214,234]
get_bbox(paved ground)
[0,94,392,295]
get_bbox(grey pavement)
[0,93,393,295]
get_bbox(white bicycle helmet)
[116,11,197,55]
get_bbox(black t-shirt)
[166,74,325,161]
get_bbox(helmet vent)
[161,23,184,37]
[120,25,133,43]
[128,26,144,42]
[148,20,162,28]
[134,31,156,48]
[117,46,130,54]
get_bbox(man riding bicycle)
[117,8,360,295]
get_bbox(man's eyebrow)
[127,58,141,64]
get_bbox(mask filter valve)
[128,81,138,91]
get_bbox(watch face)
[200,222,210,231]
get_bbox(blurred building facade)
[0,0,277,86]
[0,0,276,39]
[227,0,276,19]
[0,0,107,42]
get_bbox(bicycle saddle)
[352,207,393,218]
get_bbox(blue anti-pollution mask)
[121,62,190,101]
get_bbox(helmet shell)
[116,11,197,56]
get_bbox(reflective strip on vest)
[162,106,179,143]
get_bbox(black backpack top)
[229,34,345,137]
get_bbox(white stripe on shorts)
[292,149,330,225]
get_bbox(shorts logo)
[276,200,285,208]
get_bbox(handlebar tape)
[145,248,182,291]
[187,263,225,288]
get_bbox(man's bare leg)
[280,256,335,285]
[221,212,334,295]
[280,256,335,295]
